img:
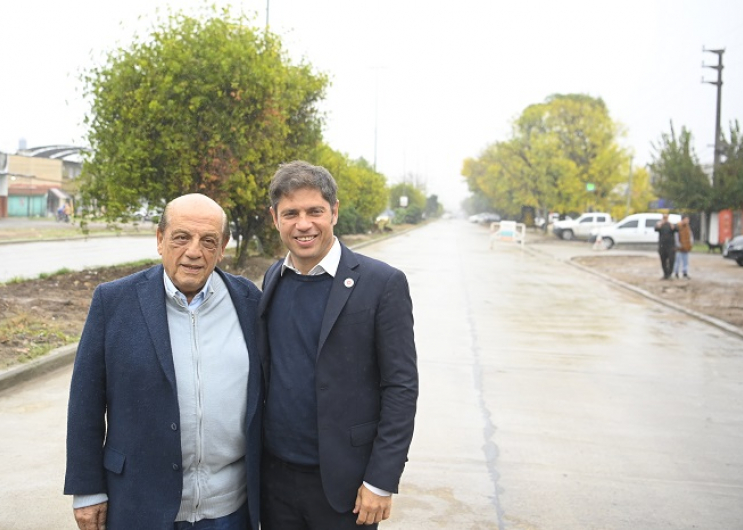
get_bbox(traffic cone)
[592,234,604,251]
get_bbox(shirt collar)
[281,237,341,277]
[163,269,215,310]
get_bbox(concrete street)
[0,236,161,282]
[1,219,742,529]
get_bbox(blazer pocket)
[350,420,379,447]
[103,446,126,475]
[336,308,372,327]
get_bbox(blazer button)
[172,463,180,471]
[171,423,178,431]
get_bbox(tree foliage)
[616,165,657,220]
[425,194,443,218]
[649,123,711,211]
[712,120,743,210]
[462,94,632,219]
[389,183,426,224]
[78,6,328,262]
[308,144,388,235]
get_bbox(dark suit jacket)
[64,265,263,530]
[259,242,418,512]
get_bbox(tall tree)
[712,120,743,210]
[462,94,631,219]
[309,144,389,234]
[79,6,328,262]
[389,182,426,224]
[649,123,711,211]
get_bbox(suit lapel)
[136,265,176,391]
[318,245,359,354]
[258,259,283,317]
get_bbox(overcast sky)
[2,0,742,209]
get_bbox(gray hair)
[269,160,338,210]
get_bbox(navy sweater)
[264,271,333,465]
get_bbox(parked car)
[552,212,612,240]
[535,213,562,228]
[591,213,681,249]
[468,212,501,224]
[723,235,743,266]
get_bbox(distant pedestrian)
[655,213,677,280]
[674,215,693,279]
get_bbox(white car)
[592,213,682,249]
[552,212,612,240]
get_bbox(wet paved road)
[0,236,161,282]
[1,220,742,529]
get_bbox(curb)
[524,243,743,341]
[0,343,78,393]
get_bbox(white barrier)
[489,220,526,249]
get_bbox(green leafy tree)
[649,123,711,211]
[425,194,443,218]
[389,183,426,224]
[462,94,630,219]
[712,120,743,210]
[610,165,657,220]
[309,145,388,234]
[79,6,327,263]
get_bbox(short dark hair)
[269,160,338,210]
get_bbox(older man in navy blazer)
[259,161,419,529]
[64,194,262,530]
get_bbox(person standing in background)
[674,215,693,279]
[655,213,678,280]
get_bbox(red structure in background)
[719,210,734,243]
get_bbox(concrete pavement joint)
[459,242,505,528]
[524,243,743,341]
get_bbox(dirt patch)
[0,255,275,369]
[0,227,398,370]
[572,253,743,329]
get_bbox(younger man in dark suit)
[259,161,419,528]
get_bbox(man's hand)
[74,501,108,530]
[353,484,392,526]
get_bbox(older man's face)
[157,196,228,302]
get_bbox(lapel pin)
[344,278,354,288]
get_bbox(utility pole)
[701,47,725,245]
[266,0,270,28]
[702,47,725,184]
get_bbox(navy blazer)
[259,242,418,512]
[64,265,263,530]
